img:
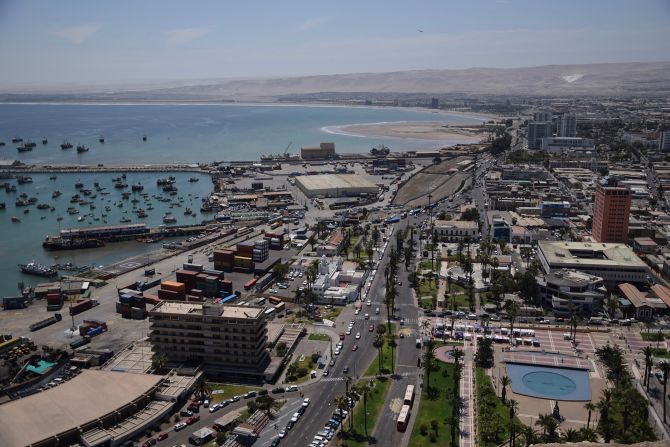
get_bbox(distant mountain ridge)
[2,62,669,101]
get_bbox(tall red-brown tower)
[592,177,631,243]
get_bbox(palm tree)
[658,360,670,423]
[643,345,654,391]
[387,335,397,374]
[508,399,519,447]
[561,428,582,442]
[500,375,511,404]
[333,394,349,431]
[194,374,212,401]
[421,319,431,337]
[373,333,385,374]
[503,300,519,345]
[423,339,436,390]
[357,381,374,438]
[535,413,558,442]
[521,426,538,447]
[151,352,167,373]
[578,427,598,442]
[584,402,596,429]
[597,389,613,443]
[343,375,354,431]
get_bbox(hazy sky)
[0,0,668,88]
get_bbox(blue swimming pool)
[506,363,591,401]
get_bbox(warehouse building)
[301,142,336,160]
[295,174,379,198]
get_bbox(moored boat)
[18,261,58,277]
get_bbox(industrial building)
[537,241,648,284]
[301,142,336,160]
[148,302,270,381]
[294,174,379,198]
[0,369,195,447]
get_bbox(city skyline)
[0,0,669,88]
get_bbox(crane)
[284,141,293,158]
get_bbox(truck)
[69,336,91,349]
[385,216,401,224]
[69,299,96,316]
[29,313,62,332]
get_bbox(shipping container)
[29,313,62,331]
[46,304,63,312]
[244,278,258,290]
[161,281,186,292]
[70,299,93,316]
[183,263,204,272]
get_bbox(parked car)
[141,439,156,447]
[272,387,285,394]
[156,432,168,441]
[286,385,299,392]
[174,422,187,432]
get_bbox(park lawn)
[641,332,665,341]
[341,377,392,447]
[210,384,261,403]
[419,280,438,298]
[476,368,516,447]
[287,355,317,384]
[323,307,343,321]
[652,348,670,358]
[308,333,331,342]
[409,362,457,447]
[364,324,397,377]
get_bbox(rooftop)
[433,219,478,229]
[295,174,378,191]
[0,370,162,447]
[538,241,647,268]
[150,301,264,319]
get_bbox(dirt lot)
[392,157,470,207]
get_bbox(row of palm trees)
[331,375,377,440]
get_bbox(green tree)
[508,399,519,447]
[500,375,511,404]
[272,263,289,280]
[151,352,167,373]
[255,394,275,416]
[475,337,495,368]
[503,300,519,345]
[373,333,386,374]
[658,360,670,423]
[423,339,436,391]
[643,345,654,391]
[194,375,212,401]
[584,401,596,429]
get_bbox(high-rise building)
[660,131,670,152]
[557,114,577,137]
[148,302,270,380]
[533,111,552,122]
[592,177,631,244]
[527,122,553,149]
[431,98,439,109]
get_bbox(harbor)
[0,170,214,295]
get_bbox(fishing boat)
[17,176,32,184]
[76,144,89,153]
[56,216,63,221]
[131,183,144,191]
[137,210,148,218]
[184,208,192,215]
[52,190,62,199]
[42,138,48,145]
[99,136,105,143]
[189,177,199,182]
[11,137,23,143]
[49,175,57,180]
[142,134,147,141]
[77,216,85,222]
[17,144,33,152]
[0,141,5,146]
[114,182,128,189]
[0,202,4,210]
[36,203,50,210]
[18,261,58,278]
[163,215,177,224]
[120,217,131,223]
[11,216,20,223]
[60,141,73,149]
[75,182,84,188]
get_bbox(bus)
[403,385,415,408]
[243,278,258,290]
[397,404,411,431]
[268,296,283,305]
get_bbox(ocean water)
[0,104,480,164]
[0,172,212,295]
[0,103,481,295]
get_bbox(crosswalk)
[321,371,419,383]
[351,316,418,325]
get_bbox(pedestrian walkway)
[461,338,476,447]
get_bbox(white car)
[366,300,372,306]
[345,329,352,335]
[286,385,299,392]
[334,349,341,356]
[354,309,360,315]
[290,412,301,422]
[302,397,311,407]
[174,422,187,431]
[279,429,287,438]
[355,332,361,339]
[364,313,369,320]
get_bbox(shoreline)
[324,121,485,143]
